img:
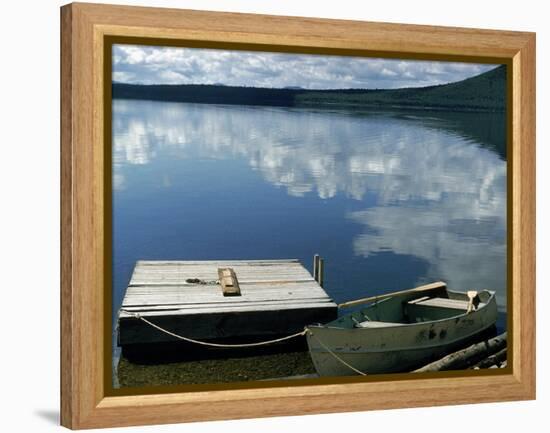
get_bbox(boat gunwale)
[307,289,497,331]
[306,320,498,355]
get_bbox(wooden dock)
[118,259,338,348]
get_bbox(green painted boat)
[305,281,497,376]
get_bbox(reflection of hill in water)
[400,110,506,159]
[310,108,507,160]
[113,100,506,308]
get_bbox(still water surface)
[112,99,507,334]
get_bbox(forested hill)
[112,65,506,112]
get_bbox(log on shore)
[414,332,507,373]
[471,348,507,369]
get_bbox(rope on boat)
[306,330,367,376]
[120,309,307,348]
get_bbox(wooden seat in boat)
[408,296,486,311]
[355,320,402,328]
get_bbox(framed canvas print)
[60,2,536,429]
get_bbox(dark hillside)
[113,65,506,112]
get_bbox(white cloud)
[112,44,499,89]
[112,71,133,82]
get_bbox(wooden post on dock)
[313,254,320,282]
[318,258,324,288]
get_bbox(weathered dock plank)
[118,259,338,347]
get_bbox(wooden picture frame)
[60,2,535,429]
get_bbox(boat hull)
[306,291,498,376]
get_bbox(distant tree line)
[112,65,506,112]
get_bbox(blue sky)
[113,44,499,90]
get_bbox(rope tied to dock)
[185,278,219,285]
[120,310,367,376]
[120,309,307,348]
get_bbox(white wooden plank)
[119,301,337,318]
[129,279,314,286]
[133,264,305,270]
[132,264,307,273]
[130,268,311,276]
[126,282,321,291]
[136,259,299,265]
[121,298,334,311]
[122,297,334,309]
[122,294,332,306]
[123,289,331,299]
[126,281,323,293]
[124,284,330,296]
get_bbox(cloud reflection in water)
[113,99,506,309]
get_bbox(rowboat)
[305,281,497,376]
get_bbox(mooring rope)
[120,309,307,348]
[120,309,368,375]
[185,278,219,285]
[307,331,367,376]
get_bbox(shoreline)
[112,95,505,114]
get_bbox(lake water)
[112,99,507,337]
